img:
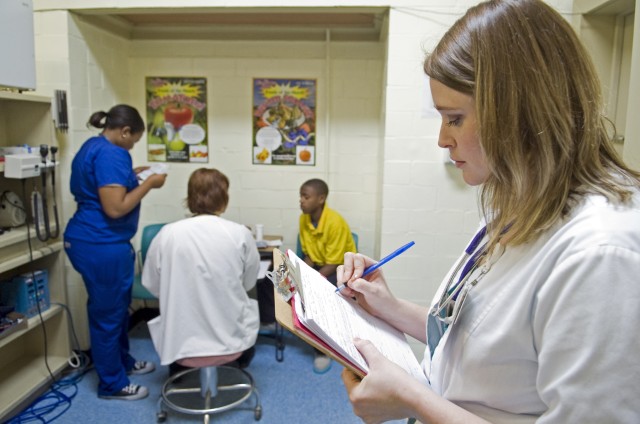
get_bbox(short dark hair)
[187,168,230,215]
[87,104,145,134]
[301,178,329,197]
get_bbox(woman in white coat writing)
[339,1,640,423]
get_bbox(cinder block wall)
[33,1,584,355]
[127,39,385,257]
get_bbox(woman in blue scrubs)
[64,104,167,400]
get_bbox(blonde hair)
[424,0,640,252]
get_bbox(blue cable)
[6,352,91,423]
[7,381,77,423]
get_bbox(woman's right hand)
[337,252,398,319]
[99,173,166,219]
[145,173,167,189]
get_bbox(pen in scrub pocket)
[335,241,416,293]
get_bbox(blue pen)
[335,241,415,293]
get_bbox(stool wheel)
[156,411,167,422]
[254,405,262,420]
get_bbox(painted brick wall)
[33,1,580,355]
[127,39,385,255]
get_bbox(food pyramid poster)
[145,77,208,163]
[253,78,316,166]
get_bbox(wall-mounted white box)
[4,154,41,178]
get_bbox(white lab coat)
[142,215,260,365]
[424,191,640,423]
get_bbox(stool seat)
[156,365,261,423]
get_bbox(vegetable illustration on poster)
[253,78,316,166]
[146,77,208,163]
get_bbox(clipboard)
[270,248,429,388]
[272,248,367,378]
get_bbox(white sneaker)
[99,384,149,400]
[127,360,155,375]
[313,353,332,374]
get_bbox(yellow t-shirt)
[299,206,356,265]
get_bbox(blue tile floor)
[10,322,407,423]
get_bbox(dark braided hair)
[87,104,144,133]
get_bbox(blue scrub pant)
[65,238,137,395]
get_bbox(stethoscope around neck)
[430,223,510,330]
[430,226,489,326]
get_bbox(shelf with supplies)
[0,90,71,422]
[0,90,52,174]
[0,225,63,275]
[0,304,64,348]
[0,304,69,419]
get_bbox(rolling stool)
[156,363,262,423]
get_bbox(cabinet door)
[0,0,36,91]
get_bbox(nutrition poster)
[252,78,316,166]
[145,77,208,163]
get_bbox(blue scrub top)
[65,135,141,243]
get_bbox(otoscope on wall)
[3,143,61,240]
[32,144,60,241]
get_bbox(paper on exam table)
[288,250,428,384]
[258,260,271,279]
[256,238,282,249]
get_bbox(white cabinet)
[0,0,36,91]
[0,91,71,422]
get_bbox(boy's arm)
[303,254,314,267]
[317,264,338,279]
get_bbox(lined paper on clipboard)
[283,249,428,384]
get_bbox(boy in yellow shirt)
[299,178,356,372]
[299,178,356,284]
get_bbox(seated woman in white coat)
[142,168,260,372]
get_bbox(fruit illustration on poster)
[256,148,270,162]
[164,103,193,130]
[148,134,163,145]
[147,110,167,144]
[152,110,165,127]
[298,149,311,162]
[169,138,186,151]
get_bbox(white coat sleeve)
[533,245,640,423]
[141,232,163,298]
[242,229,260,292]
